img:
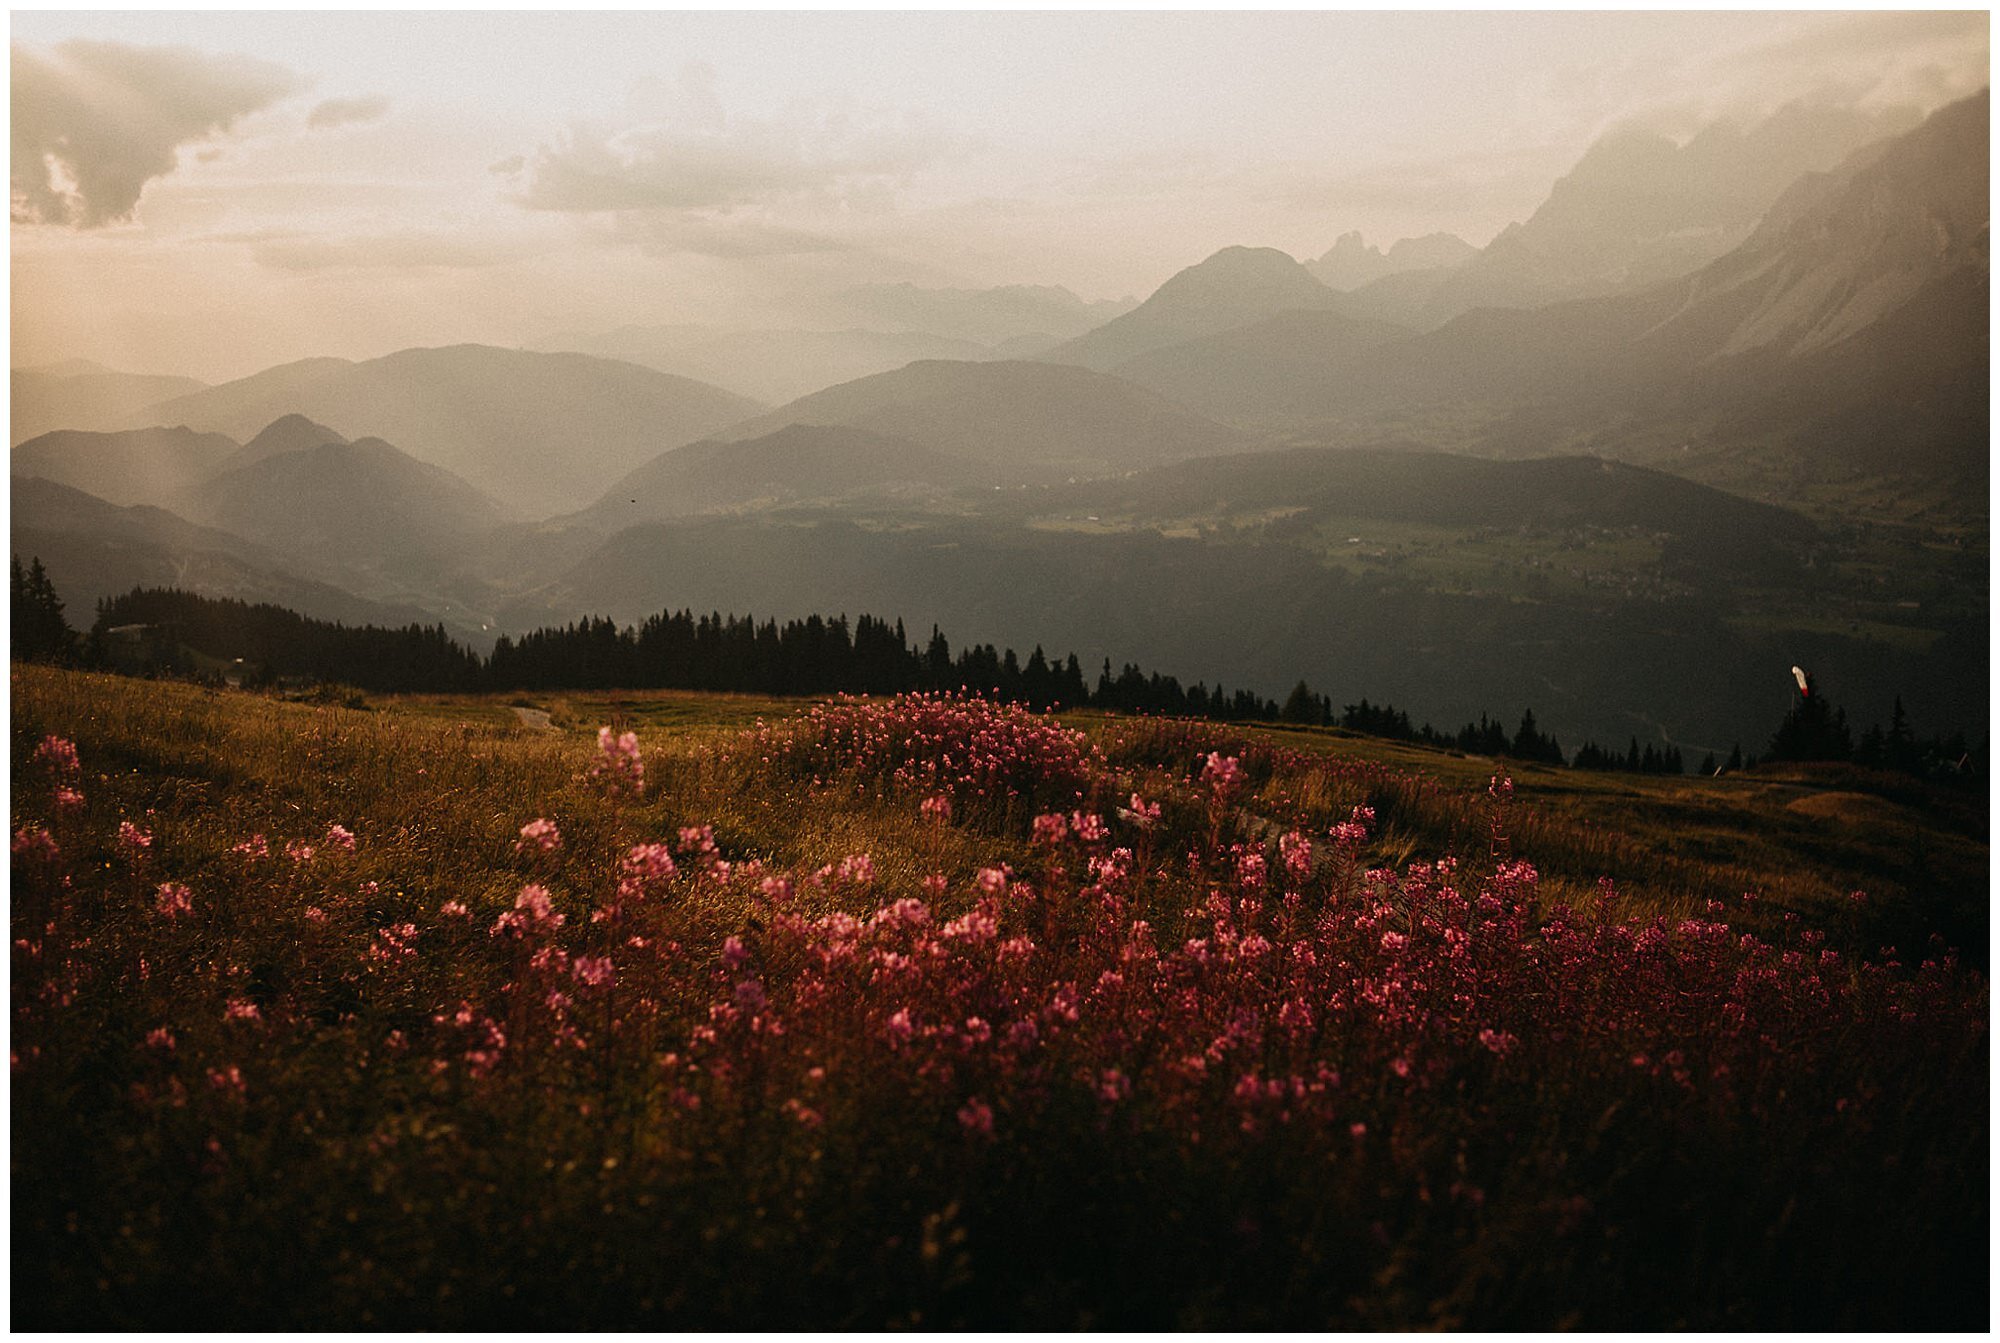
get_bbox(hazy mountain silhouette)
[709,359,1245,474]
[1110,309,1414,422]
[129,345,764,516]
[824,282,1137,345]
[11,426,241,510]
[1383,100,1925,329]
[11,362,208,445]
[532,325,999,405]
[191,437,508,568]
[214,414,350,474]
[1307,232,1477,290]
[582,424,979,528]
[1045,247,1345,370]
[1639,90,1986,363]
[1183,90,1986,488]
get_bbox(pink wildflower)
[154,882,193,919]
[12,825,58,863]
[516,818,562,854]
[224,997,262,1024]
[957,1097,995,1135]
[573,955,615,987]
[589,727,645,797]
[324,823,357,852]
[1200,752,1243,796]
[33,734,80,775]
[1279,830,1313,879]
[1069,811,1108,842]
[490,884,565,939]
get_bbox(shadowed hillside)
[708,359,1246,475]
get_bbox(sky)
[9,9,1990,381]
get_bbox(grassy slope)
[11,666,1988,1329]
[382,682,1986,955]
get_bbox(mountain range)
[702,358,1247,475]
[1340,98,1927,331]
[121,345,764,516]
[10,360,208,445]
[10,88,1986,754]
[1306,232,1477,290]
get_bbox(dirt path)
[512,706,555,732]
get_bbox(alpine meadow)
[8,11,1991,1331]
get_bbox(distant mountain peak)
[1163,245,1324,291]
[243,414,348,456]
[1309,232,1476,290]
[1047,245,1342,370]
[1393,96,1931,328]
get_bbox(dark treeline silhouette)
[1333,697,1569,768]
[492,609,1289,719]
[26,572,1982,784]
[88,586,481,692]
[1764,673,1978,781]
[1571,738,1688,776]
[12,555,76,664]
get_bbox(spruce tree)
[11,555,75,662]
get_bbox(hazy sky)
[10,9,1988,381]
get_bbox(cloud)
[12,38,305,227]
[240,228,537,273]
[1278,146,1559,222]
[306,94,390,131]
[509,65,963,216]
[611,213,854,259]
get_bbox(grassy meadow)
[10,664,1989,1328]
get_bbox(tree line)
[12,561,1980,784]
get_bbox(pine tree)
[12,555,75,663]
[1886,697,1916,771]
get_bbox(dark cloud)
[12,38,305,227]
[306,94,390,131]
